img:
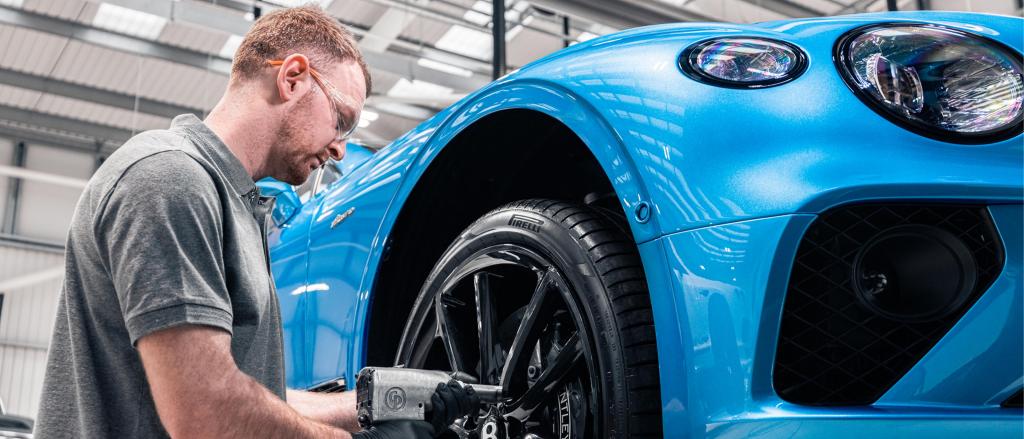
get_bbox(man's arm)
[138,325,352,439]
[286,389,360,431]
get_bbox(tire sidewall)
[397,206,632,437]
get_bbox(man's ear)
[275,53,312,102]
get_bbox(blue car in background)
[258,10,1023,438]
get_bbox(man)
[35,6,476,438]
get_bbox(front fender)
[345,78,664,378]
[515,12,1022,237]
[401,79,663,242]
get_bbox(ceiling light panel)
[387,78,453,99]
[358,109,380,128]
[416,58,474,78]
[92,3,167,41]
[219,34,244,59]
[434,25,492,60]
[463,0,490,25]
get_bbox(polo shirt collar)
[170,114,257,199]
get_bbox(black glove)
[427,380,481,434]
[351,420,436,439]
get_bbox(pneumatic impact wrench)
[355,367,503,428]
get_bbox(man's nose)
[327,141,346,161]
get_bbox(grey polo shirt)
[35,114,285,438]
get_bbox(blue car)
[258,10,1023,438]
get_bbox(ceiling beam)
[835,0,884,14]
[530,0,719,29]
[733,0,827,18]
[205,0,494,73]
[0,68,199,119]
[360,50,488,91]
[105,0,253,35]
[0,63,439,126]
[360,7,421,53]
[0,4,233,75]
[208,0,496,84]
[0,120,107,152]
[0,3,489,93]
[0,266,64,293]
[0,165,88,189]
[0,104,132,145]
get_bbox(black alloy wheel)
[396,199,662,438]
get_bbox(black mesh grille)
[773,204,1004,406]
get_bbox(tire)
[396,199,662,438]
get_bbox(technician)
[35,6,474,438]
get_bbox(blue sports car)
[258,10,1023,438]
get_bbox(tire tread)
[490,198,662,437]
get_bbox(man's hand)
[353,380,481,439]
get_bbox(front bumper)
[639,203,1022,437]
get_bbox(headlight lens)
[838,24,1024,142]
[683,38,807,88]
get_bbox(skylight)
[358,110,380,128]
[463,0,490,26]
[434,25,493,59]
[506,15,534,41]
[219,34,244,59]
[92,3,167,41]
[387,78,454,99]
[417,58,474,78]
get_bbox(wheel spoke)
[406,315,438,367]
[474,272,499,384]
[505,332,583,421]
[436,294,467,372]
[500,269,559,394]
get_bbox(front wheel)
[396,199,662,438]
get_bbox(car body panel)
[878,204,1023,407]
[514,12,1022,238]
[261,10,1024,434]
[267,195,316,386]
[644,214,815,434]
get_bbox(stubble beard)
[273,93,319,185]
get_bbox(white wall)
[0,243,62,418]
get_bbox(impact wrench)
[355,367,502,428]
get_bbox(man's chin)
[274,168,308,186]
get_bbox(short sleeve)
[97,151,233,346]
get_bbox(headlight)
[836,24,1024,143]
[681,38,807,88]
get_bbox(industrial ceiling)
[0,0,1018,154]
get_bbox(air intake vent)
[1003,389,1022,408]
[774,204,1004,406]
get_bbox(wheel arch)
[360,80,661,367]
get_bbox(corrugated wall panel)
[0,243,64,418]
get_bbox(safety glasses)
[267,59,361,143]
